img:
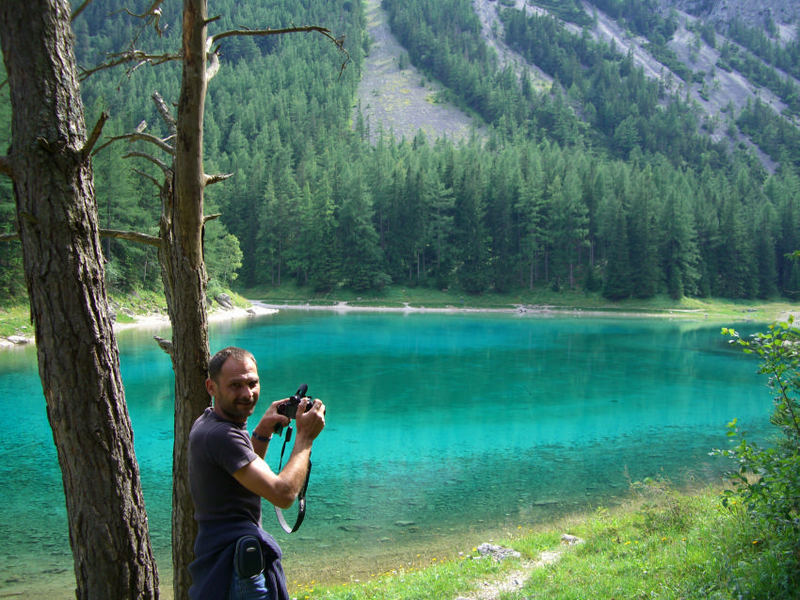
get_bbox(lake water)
[0,310,773,597]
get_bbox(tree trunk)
[0,1,159,598]
[165,1,212,598]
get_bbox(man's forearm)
[278,436,313,495]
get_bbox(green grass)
[301,480,797,600]
[298,553,510,600]
[0,304,31,338]
[0,288,257,338]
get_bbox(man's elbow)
[275,495,296,510]
[272,483,298,509]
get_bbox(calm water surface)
[0,311,772,596]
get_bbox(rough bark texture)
[0,1,159,598]
[165,1,212,597]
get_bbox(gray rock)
[561,533,585,546]
[475,543,521,561]
[215,293,234,310]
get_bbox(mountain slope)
[355,0,478,142]
[358,0,800,171]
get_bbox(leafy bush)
[716,319,800,597]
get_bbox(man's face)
[207,356,260,423]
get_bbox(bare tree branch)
[206,48,221,82]
[80,50,181,81]
[124,0,163,21]
[100,228,161,247]
[94,132,175,157]
[209,25,350,76]
[152,92,177,134]
[70,0,93,21]
[203,172,233,186]
[121,0,167,38]
[132,168,163,190]
[203,213,222,225]
[153,335,174,356]
[82,111,109,159]
[0,156,12,178]
[0,231,19,242]
[210,24,331,44]
[124,151,172,174]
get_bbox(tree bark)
[164,1,212,597]
[0,1,159,598]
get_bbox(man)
[188,346,326,600]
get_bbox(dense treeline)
[0,87,22,300]
[249,130,800,299]
[738,99,800,171]
[1,0,800,304]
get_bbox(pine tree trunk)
[165,1,212,597]
[0,2,159,598]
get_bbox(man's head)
[206,346,260,423]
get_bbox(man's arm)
[234,399,325,509]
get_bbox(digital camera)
[277,384,313,420]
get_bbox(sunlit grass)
[297,481,797,600]
[302,549,509,600]
[0,304,30,338]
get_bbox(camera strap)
[273,425,311,533]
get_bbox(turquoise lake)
[0,310,773,596]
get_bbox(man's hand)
[254,399,291,436]
[295,398,326,442]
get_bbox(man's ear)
[205,377,216,399]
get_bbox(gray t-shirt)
[188,407,261,524]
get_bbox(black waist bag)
[233,535,265,578]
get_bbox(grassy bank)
[241,283,796,322]
[301,480,792,600]
[0,288,253,341]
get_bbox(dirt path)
[455,541,573,600]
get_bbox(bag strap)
[273,426,311,533]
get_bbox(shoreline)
[2,298,793,350]
[0,303,280,350]
[254,300,707,318]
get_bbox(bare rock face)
[661,0,800,29]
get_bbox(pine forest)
[2,0,800,303]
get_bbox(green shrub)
[716,319,800,597]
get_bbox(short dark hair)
[208,346,256,381]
